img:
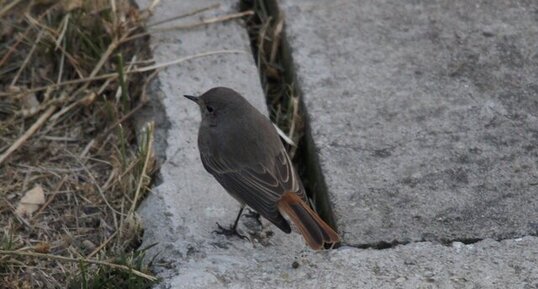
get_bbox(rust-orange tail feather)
[277,192,340,250]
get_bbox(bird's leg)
[244,208,262,226]
[214,206,248,240]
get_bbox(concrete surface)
[134,0,538,288]
[153,234,538,289]
[280,0,538,245]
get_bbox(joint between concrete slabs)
[246,0,341,234]
[345,234,538,250]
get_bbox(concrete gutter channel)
[136,0,538,288]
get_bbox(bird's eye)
[206,105,214,113]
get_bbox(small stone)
[292,261,300,269]
[452,241,464,252]
[82,240,96,251]
[452,241,464,248]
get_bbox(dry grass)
[241,0,303,159]
[0,0,158,288]
[0,1,257,287]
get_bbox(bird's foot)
[244,209,262,226]
[214,222,249,240]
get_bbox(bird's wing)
[201,148,304,233]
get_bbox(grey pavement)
[135,0,538,288]
[280,0,538,245]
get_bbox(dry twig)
[147,3,220,27]
[0,250,157,281]
[126,10,254,42]
[0,105,57,165]
[130,123,154,213]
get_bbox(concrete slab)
[296,237,538,289]
[213,237,538,289]
[280,0,538,245]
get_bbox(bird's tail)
[277,192,340,250]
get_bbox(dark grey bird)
[184,87,339,250]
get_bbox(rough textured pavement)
[134,0,538,288]
[280,0,538,245]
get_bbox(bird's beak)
[183,95,199,103]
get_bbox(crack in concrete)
[343,234,538,250]
[241,0,340,233]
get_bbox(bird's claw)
[214,222,249,240]
[243,209,262,226]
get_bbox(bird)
[184,87,340,250]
